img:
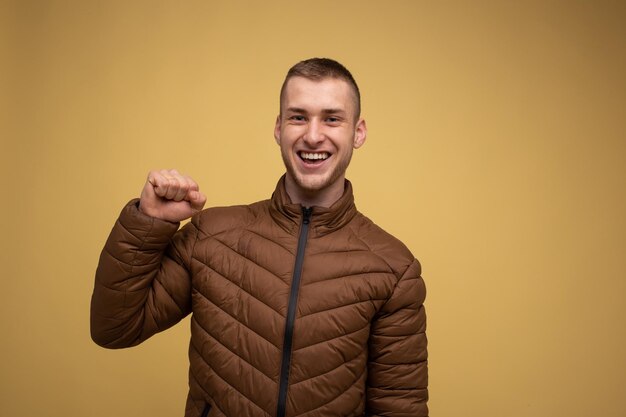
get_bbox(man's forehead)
[282,76,357,110]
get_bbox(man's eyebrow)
[286,107,307,113]
[321,108,346,115]
[285,107,346,114]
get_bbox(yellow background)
[2,1,625,416]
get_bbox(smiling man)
[91,58,428,417]
[276,68,366,208]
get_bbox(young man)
[91,58,428,417]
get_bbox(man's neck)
[284,175,345,208]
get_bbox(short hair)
[279,57,361,120]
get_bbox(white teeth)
[300,152,329,160]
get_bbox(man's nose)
[303,119,324,146]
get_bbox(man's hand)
[139,169,207,222]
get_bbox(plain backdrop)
[1,1,625,416]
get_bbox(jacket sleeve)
[367,259,428,416]
[90,199,198,349]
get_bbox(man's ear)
[274,115,281,145]
[353,118,367,149]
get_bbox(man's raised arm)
[90,169,206,348]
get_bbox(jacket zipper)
[276,206,312,417]
[200,402,211,417]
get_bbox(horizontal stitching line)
[193,287,281,350]
[294,321,369,353]
[344,229,394,274]
[246,229,294,256]
[191,317,275,383]
[189,343,271,415]
[292,349,364,388]
[95,274,154,293]
[103,246,135,267]
[293,357,367,417]
[369,367,429,392]
[370,358,428,366]
[371,330,426,340]
[306,248,373,255]
[370,385,428,391]
[302,270,392,287]
[191,258,284,318]
[191,237,288,289]
[299,298,387,318]
[103,246,162,271]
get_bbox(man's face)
[274,76,367,198]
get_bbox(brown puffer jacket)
[91,177,428,417]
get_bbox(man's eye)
[290,115,306,121]
[326,117,340,123]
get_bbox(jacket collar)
[269,175,358,237]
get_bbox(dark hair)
[280,58,361,120]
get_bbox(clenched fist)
[139,169,207,222]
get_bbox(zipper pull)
[302,206,312,225]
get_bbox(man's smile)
[298,151,330,164]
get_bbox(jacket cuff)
[117,198,181,244]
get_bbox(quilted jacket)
[91,177,428,417]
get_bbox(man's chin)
[293,175,328,193]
